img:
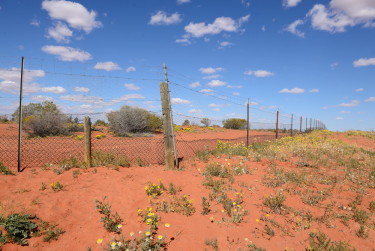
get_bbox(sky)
[0,0,374,131]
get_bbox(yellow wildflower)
[255,218,260,222]
[165,223,170,228]
[97,238,103,244]
[158,235,163,240]
[117,224,123,229]
[130,232,134,236]
[145,231,151,236]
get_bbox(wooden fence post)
[84,116,92,168]
[160,82,176,169]
[290,114,294,137]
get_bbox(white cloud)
[283,0,302,8]
[279,88,305,94]
[149,11,182,25]
[125,66,136,72]
[307,0,375,33]
[47,22,73,43]
[338,99,360,107]
[61,94,106,104]
[330,62,339,69]
[189,82,201,88]
[177,0,190,4]
[124,83,140,91]
[41,86,66,94]
[241,0,251,7]
[219,41,233,48]
[203,74,222,80]
[0,67,45,83]
[207,80,227,87]
[208,103,224,108]
[227,85,242,89]
[200,67,224,74]
[309,89,320,93]
[188,109,203,114]
[353,57,375,67]
[42,0,102,33]
[355,88,364,92]
[340,110,351,114]
[94,61,121,71]
[30,18,40,27]
[74,87,90,93]
[232,92,240,96]
[212,108,220,111]
[285,19,305,37]
[200,89,214,93]
[112,94,145,103]
[184,15,250,37]
[176,38,191,45]
[335,116,344,120]
[171,98,191,104]
[32,95,54,102]
[41,45,92,62]
[244,70,274,77]
[365,97,375,102]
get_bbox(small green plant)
[196,148,211,162]
[247,243,266,251]
[72,169,80,178]
[167,183,180,195]
[56,156,84,173]
[369,201,375,212]
[95,134,106,139]
[201,197,211,215]
[0,162,14,175]
[40,182,47,191]
[145,181,165,198]
[42,224,65,242]
[203,163,232,179]
[0,214,38,245]
[263,192,286,214]
[91,151,130,168]
[307,232,355,251]
[95,197,123,233]
[205,238,219,251]
[264,225,275,237]
[138,207,160,230]
[352,209,369,225]
[50,181,63,192]
[356,225,368,239]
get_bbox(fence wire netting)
[0,57,325,171]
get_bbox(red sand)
[0,132,374,250]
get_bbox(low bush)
[222,118,247,129]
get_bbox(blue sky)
[0,0,374,131]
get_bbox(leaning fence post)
[160,81,176,169]
[84,116,92,168]
[275,110,279,139]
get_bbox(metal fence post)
[246,98,250,147]
[17,56,24,172]
[84,116,92,168]
[299,116,302,133]
[290,114,293,137]
[276,110,279,139]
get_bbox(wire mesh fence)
[0,57,326,171]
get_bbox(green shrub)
[0,162,14,175]
[1,214,38,245]
[222,118,247,129]
[94,119,108,127]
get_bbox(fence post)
[290,114,293,137]
[276,110,279,139]
[160,81,176,169]
[299,116,302,133]
[310,118,312,131]
[17,56,24,172]
[84,116,92,168]
[246,98,250,147]
[305,117,307,132]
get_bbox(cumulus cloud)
[283,0,302,8]
[149,11,182,25]
[340,110,351,114]
[184,15,250,37]
[307,0,375,33]
[188,109,203,114]
[94,61,121,71]
[244,70,274,77]
[189,82,201,88]
[42,0,102,33]
[47,21,73,43]
[177,0,190,4]
[279,88,305,94]
[285,19,305,37]
[353,57,375,67]
[338,99,360,107]
[200,89,214,93]
[309,89,320,93]
[365,97,375,102]
[125,66,136,72]
[171,98,191,104]
[355,88,364,92]
[335,116,343,120]
[41,86,66,94]
[207,80,227,87]
[74,87,90,93]
[200,67,224,74]
[32,95,54,102]
[41,45,92,62]
[0,67,45,83]
[203,74,222,80]
[219,41,233,48]
[112,94,145,103]
[124,83,140,91]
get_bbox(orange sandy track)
[0,132,374,250]
[0,123,279,170]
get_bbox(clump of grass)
[40,183,47,191]
[263,192,286,214]
[346,130,375,139]
[352,209,369,225]
[307,232,355,251]
[264,225,275,237]
[214,141,249,156]
[145,181,166,198]
[0,162,14,175]
[203,163,232,179]
[54,156,84,174]
[95,197,123,233]
[356,225,368,239]
[196,147,211,162]
[201,197,211,215]
[369,201,375,212]
[167,183,181,195]
[155,195,196,216]
[91,151,130,168]
[72,169,80,178]
[205,238,219,251]
[203,177,227,194]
